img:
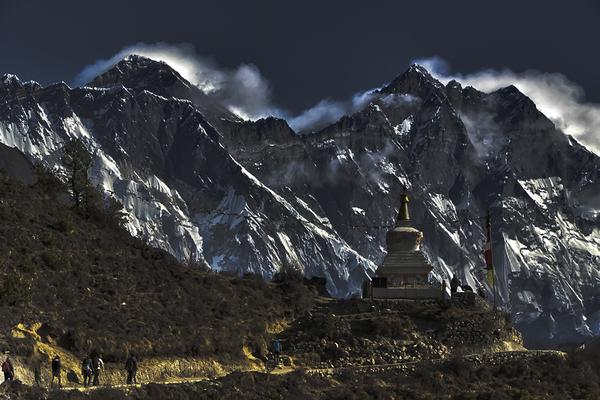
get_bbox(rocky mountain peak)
[88,54,191,91]
[0,74,23,97]
[489,84,547,124]
[380,64,446,104]
[444,81,486,112]
[220,116,297,148]
[85,55,241,129]
[445,80,464,107]
[407,63,433,75]
[0,74,44,103]
[252,116,296,133]
[492,84,537,107]
[1,73,22,87]
[494,84,530,100]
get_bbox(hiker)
[272,339,282,366]
[81,356,93,387]
[441,280,451,300]
[51,355,61,388]
[91,354,104,386]
[31,349,43,387]
[33,363,42,387]
[450,274,460,293]
[1,356,14,382]
[124,353,138,384]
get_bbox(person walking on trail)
[272,339,282,366]
[81,356,93,387]
[33,363,42,387]
[29,348,43,387]
[441,280,451,300]
[124,353,138,384]
[450,274,460,294]
[50,355,62,388]
[1,356,14,382]
[91,354,104,386]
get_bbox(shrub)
[1,270,33,306]
[49,217,75,234]
[40,249,67,270]
[272,262,304,283]
[34,164,66,195]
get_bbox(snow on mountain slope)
[0,66,375,297]
[219,64,600,347]
[1,58,599,346]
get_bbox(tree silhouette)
[61,139,92,209]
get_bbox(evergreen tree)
[60,139,127,227]
[61,139,92,209]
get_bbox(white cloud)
[288,90,377,133]
[75,47,599,151]
[75,43,381,132]
[74,42,283,120]
[413,57,600,155]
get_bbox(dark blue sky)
[1,0,598,113]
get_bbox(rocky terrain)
[281,295,521,369]
[10,351,598,400]
[1,56,600,349]
[0,156,315,387]
[3,287,599,399]
[1,156,600,398]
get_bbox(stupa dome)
[375,190,433,279]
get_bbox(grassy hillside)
[0,166,315,369]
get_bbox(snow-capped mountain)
[0,57,374,298]
[1,57,599,346]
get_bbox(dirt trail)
[13,298,536,395]
[53,376,209,393]
[304,349,565,376]
[50,350,565,394]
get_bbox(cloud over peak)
[73,42,381,132]
[73,46,599,154]
[413,56,600,155]
[73,42,282,121]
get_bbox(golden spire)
[398,186,410,225]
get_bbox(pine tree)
[60,139,127,227]
[61,139,92,209]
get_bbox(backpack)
[82,359,92,372]
[92,357,103,371]
[52,358,61,372]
